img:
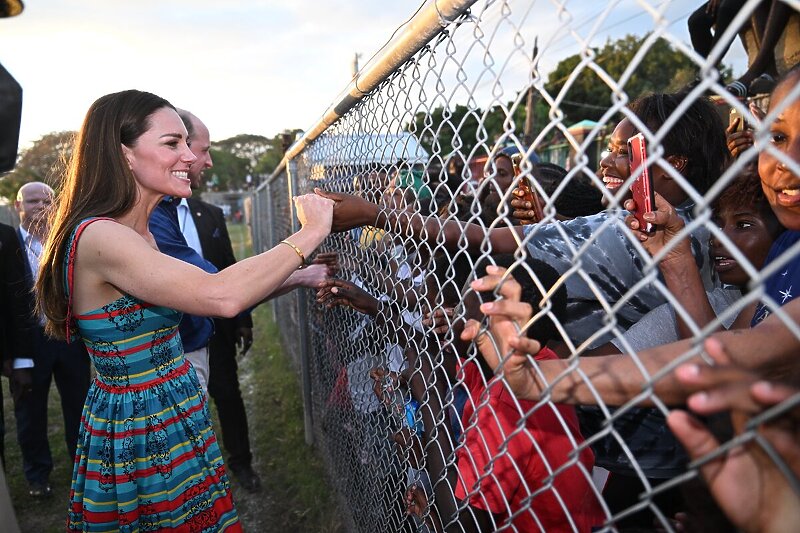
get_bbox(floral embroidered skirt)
[66,361,241,532]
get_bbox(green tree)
[211,133,279,190]
[407,99,552,159]
[0,130,75,201]
[253,129,303,178]
[213,134,271,168]
[206,149,250,191]
[409,104,484,157]
[544,34,727,124]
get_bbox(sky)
[0,0,749,149]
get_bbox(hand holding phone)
[627,133,655,233]
[729,106,747,133]
[510,152,544,225]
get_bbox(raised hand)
[312,252,340,277]
[316,278,380,316]
[293,193,334,234]
[727,122,755,161]
[510,187,539,224]
[667,337,800,533]
[404,484,429,519]
[314,188,380,232]
[421,307,456,336]
[625,191,689,264]
[726,103,765,161]
[459,265,544,400]
[294,263,331,288]
[369,367,400,406]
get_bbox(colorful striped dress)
[65,218,241,532]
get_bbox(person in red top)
[455,346,604,532]
[420,254,605,532]
[317,252,605,531]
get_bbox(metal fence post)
[250,188,261,256]
[285,158,315,446]
[264,180,277,318]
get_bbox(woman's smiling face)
[122,107,196,200]
[599,118,636,194]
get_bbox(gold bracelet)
[280,238,306,266]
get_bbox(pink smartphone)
[627,132,655,233]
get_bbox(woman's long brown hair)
[35,90,174,339]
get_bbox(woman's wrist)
[658,241,695,271]
[295,225,328,246]
[375,204,389,229]
[367,297,381,317]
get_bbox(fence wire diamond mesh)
[253,0,800,531]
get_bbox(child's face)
[482,155,515,198]
[759,74,800,230]
[711,202,776,287]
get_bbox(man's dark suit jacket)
[186,198,253,345]
[0,222,34,367]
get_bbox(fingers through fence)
[254,0,800,531]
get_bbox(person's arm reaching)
[462,266,800,407]
[315,188,525,255]
[73,194,333,319]
[626,193,719,339]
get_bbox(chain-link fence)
[252,0,800,531]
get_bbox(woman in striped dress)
[35,90,334,531]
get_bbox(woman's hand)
[294,193,334,235]
[292,263,331,288]
[459,266,545,400]
[314,188,380,232]
[316,278,380,316]
[625,192,689,264]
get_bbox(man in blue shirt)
[150,196,217,390]
[150,109,331,492]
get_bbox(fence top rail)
[264,0,479,187]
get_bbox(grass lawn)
[1,222,342,532]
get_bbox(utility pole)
[352,53,362,78]
[523,36,539,147]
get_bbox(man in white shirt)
[12,182,91,498]
[172,111,264,491]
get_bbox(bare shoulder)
[75,219,153,265]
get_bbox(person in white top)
[11,182,91,498]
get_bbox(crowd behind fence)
[251,0,800,531]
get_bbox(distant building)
[540,119,610,172]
